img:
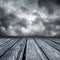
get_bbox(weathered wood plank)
[0,38,26,60]
[0,38,20,57]
[41,38,60,51]
[0,38,12,45]
[35,38,60,60]
[47,38,60,44]
[26,38,48,60]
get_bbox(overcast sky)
[0,0,60,36]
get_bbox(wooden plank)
[0,38,9,41]
[0,38,26,60]
[26,38,48,60]
[47,38,60,44]
[41,38,60,51]
[0,38,12,45]
[35,38,60,60]
[0,38,20,57]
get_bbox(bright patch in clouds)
[16,12,37,22]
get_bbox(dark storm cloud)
[50,0,60,5]
[37,0,60,14]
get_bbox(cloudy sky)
[0,0,60,36]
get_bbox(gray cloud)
[0,0,60,36]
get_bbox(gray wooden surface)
[0,38,60,60]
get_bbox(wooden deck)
[0,38,60,60]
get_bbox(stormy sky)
[0,0,60,36]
